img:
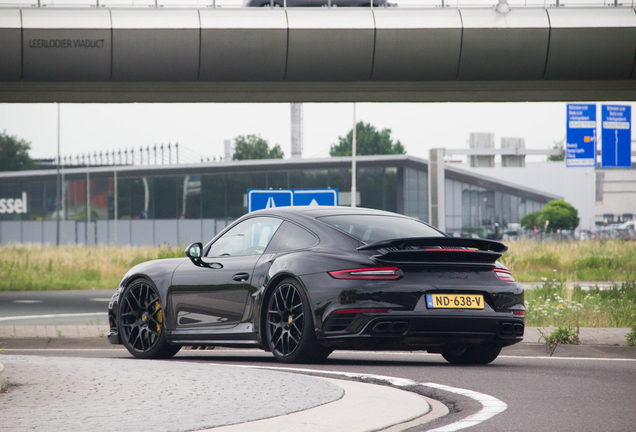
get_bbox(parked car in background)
[244,0,392,6]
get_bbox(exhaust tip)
[501,322,514,335]
[391,321,409,333]
[372,322,392,333]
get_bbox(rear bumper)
[318,313,524,350]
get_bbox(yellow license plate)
[426,294,484,309]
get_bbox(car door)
[170,216,283,330]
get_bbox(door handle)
[232,273,250,282]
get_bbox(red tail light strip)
[424,248,475,252]
[329,267,401,280]
[334,308,389,314]
[494,269,516,282]
[513,311,525,316]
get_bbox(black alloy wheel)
[440,345,502,365]
[119,278,181,359]
[265,278,332,363]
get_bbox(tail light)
[329,267,401,280]
[494,269,515,282]
[334,308,389,314]
[513,310,525,316]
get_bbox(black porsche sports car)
[108,206,524,364]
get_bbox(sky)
[0,101,632,164]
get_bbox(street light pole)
[55,103,61,246]
[351,103,357,208]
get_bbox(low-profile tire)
[118,278,181,360]
[265,278,332,364]
[441,345,501,365]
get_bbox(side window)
[207,217,283,258]
[266,221,318,253]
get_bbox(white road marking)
[11,300,43,304]
[423,382,507,432]
[237,365,507,431]
[499,355,636,362]
[90,298,111,302]
[0,312,106,322]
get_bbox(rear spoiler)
[357,237,508,266]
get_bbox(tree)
[232,135,284,161]
[547,139,565,162]
[520,210,541,231]
[537,199,579,232]
[0,131,36,172]
[330,122,405,157]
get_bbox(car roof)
[249,206,409,221]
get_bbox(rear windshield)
[318,215,443,244]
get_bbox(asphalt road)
[2,290,636,431]
[0,289,114,325]
[4,348,635,432]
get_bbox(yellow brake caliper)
[155,302,163,334]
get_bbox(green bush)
[626,323,636,347]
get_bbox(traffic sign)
[566,104,597,167]
[247,189,338,212]
[601,105,631,169]
[292,189,338,207]
[247,190,293,213]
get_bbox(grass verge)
[0,244,181,291]
[501,239,636,282]
[525,281,636,328]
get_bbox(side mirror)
[184,242,223,269]
[185,242,203,266]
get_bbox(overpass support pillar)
[428,148,445,232]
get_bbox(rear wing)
[357,237,508,266]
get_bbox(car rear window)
[318,215,443,244]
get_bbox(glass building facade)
[0,155,558,245]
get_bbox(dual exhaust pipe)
[371,321,409,334]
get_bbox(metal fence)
[0,218,232,246]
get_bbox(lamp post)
[55,103,61,246]
[351,103,357,208]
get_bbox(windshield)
[318,215,443,244]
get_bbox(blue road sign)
[566,104,597,167]
[601,105,632,169]
[293,189,338,207]
[248,190,293,212]
[248,189,338,212]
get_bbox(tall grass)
[1,239,636,291]
[525,281,636,328]
[0,244,182,291]
[501,240,636,282]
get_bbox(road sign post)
[248,189,338,212]
[566,104,597,167]
[601,105,631,169]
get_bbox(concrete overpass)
[0,6,635,102]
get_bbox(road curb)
[202,376,440,432]
[0,363,7,392]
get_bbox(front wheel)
[441,345,501,365]
[119,278,181,359]
[265,278,332,364]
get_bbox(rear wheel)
[119,278,181,359]
[441,345,501,365]
[265,278,332,364]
